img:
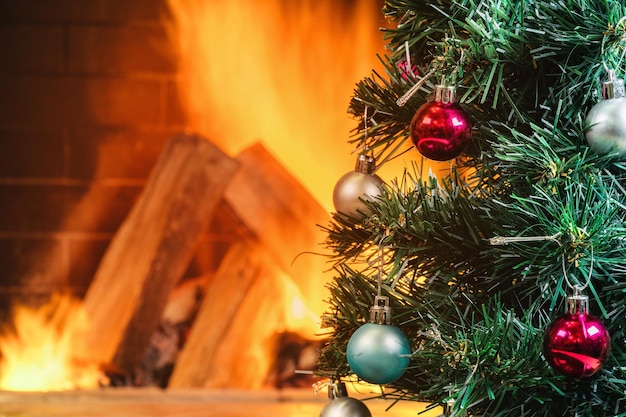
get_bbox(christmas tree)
[316,1,626,416]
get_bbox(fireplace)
[0,0,390,392]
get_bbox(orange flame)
[167,0,389,212]
[0,294,103,391]
[205,268,324,389]
[0,2,417,393]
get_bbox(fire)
[0,1,421,393]
[198,265,324,390]
[164,0,403,389]
[0,293,103,391]
[166,0,391,212]
[281,275,325,338]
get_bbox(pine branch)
[319,1,626,415]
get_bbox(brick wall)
[0,0,237,318]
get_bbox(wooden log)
[169,237,322,390]
[223,143,331,310]
[82,134,238,372]
[167,239,264,388]
[168,143,332,389]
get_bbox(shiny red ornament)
[543,291,610,378]
[410,85,472,161]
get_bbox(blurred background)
[0,0,398,391]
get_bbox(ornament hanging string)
[561,242,593,293]
[376,236,385,298]
[364,106,368,150]
[354,106,377,157]
[360,107,369,156]
[372,235,405,293]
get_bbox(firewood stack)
[81,134,330,389]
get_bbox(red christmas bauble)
[410,85,472,161]
[543,297,610,378]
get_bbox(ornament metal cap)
[327,380,348,399]
[355,154,377,174]
[433,85,457,104]
[370,295,392,324]
[602,69,625,99]
[567,286,589,315]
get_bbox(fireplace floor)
[0,388,439,417]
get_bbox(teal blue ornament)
[346,296,411,385]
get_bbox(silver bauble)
[320,396,372,417]
[333,171,383,217]
[585,97,626,159]
[333,155,383,217]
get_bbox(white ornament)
[585,71,626,159]
[332,154,383,217]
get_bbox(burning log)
[169,238,323,390]
[223,143,330,308]
[264,331,323,388]
[134,274,209,388]
[167,239,264,388]
[169,144,330,389]
[82,134,238,373]
[81,137,329,388]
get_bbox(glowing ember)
[0,294,103,391]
